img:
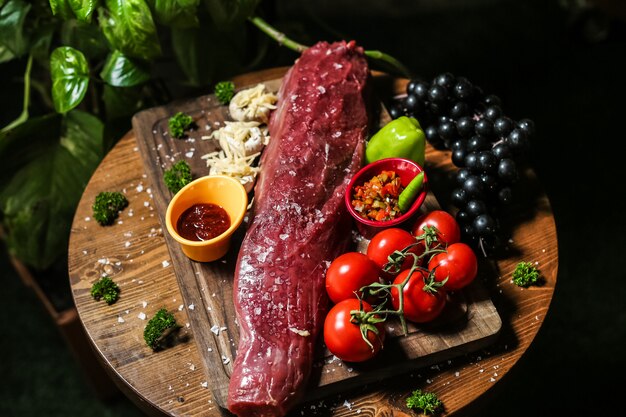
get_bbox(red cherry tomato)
[325,252,380,304]
[323,299,385,362]
[366,228,422,275]
[428,242,478,291]
[390,269,447,323]
[411,210,461,247]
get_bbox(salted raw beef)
[228,41,370,417]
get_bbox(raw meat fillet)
[227,40,370,417]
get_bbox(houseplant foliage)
[0,0,261,271]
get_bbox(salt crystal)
[489,377,496,382]
[210,325,220,335]
[207,347,213,352]
[125,241,131,248]
[455,371,460,377]
[201,381,208,388]
[144,201,150,207]
[84,217,91,222]
[343,400,352,410]
[185,151,194,158]
[82,250,88,255]
[178,304,184,311]
[190,364,196,371]
[138,312,146,320]
[222,356,230,365]
[142,301,148,308]
[189,304,195,310]
[162,260,170,268]
[118,316,125,323]
[136,184,144,192]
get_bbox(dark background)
[2,0,626,415]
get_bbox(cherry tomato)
[366,228,422,276]
[323,299,385,362]
[390,269,447,323]
[428,242,478,291]
[411,210,461,247]
[325,252,380,304]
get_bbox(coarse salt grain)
[210,325,220,335]
[189,304,195,310]
[162,260,170,268]
[138,312,146,320]
[118,316,125,323]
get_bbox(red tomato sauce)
[176,203,230,241]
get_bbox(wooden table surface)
[68,67,558,417]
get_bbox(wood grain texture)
[68,67,558,417]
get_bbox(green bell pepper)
[365,116,426,166]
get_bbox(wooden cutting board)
[131,77,502,410]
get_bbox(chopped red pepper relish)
[351,170,405,221]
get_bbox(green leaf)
[68,0,98,21]
[60,19,109,60]
[100,50,150,87]
[99,0,161,60]
[0,111,104,269]
[50,46,90,113]
[202,0,258,27]
[49,0,73,19]
[0,0,31,56]
[0,44,14,63]
[148,0,199,28]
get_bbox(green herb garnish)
[144,308,181,351]
[168,112,193,139]
[163,160,192,194]
[406,389,443,415]
[214,81,235,104]
[90,276,120,305]
[512,261,541,287]
[92,191,128,226]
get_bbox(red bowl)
[345,157,428,239]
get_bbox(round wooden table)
[68,68,557,417]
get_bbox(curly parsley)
[168,112,193,139]
[163,160,192,194]
[90,276,120,305]
[406,389,443,415]
[214,81,235,104]
[512,261,541,287]
[144,308,181,351]
[92,191,128,226]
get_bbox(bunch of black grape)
[388,72,535,252]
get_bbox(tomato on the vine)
[390,269,447,323]
[428,242,478,291]
[366,228,422,275]
[411,210,461,248]
[325,252,380,304]
[323,299,385,362]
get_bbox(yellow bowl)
[165,175,248,262]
